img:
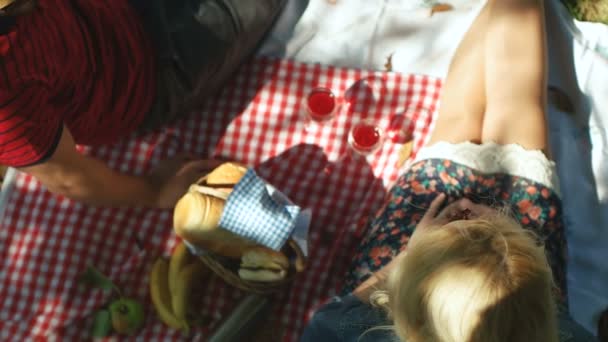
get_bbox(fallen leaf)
[431,3,453,16]
[398,141,414,168]
[384,53,395,72]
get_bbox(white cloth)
[282,0,483,77]
[413,141,561,193]
[218,169,301,251]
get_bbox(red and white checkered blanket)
[0,57,441,341]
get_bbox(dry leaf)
[398,141,414,168]
[384,53,395,72]
[0,165,7,182]
[431,3,453,16]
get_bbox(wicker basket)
[189,171,308,294]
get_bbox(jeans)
[300,295,599,342]
[127,0,287,132]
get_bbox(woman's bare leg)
[427,3,491,145]
[482,0,549,152]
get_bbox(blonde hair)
[372,214,558,342]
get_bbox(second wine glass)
[348,118,385,156]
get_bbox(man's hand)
[146,156,223,209]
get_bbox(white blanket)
[261,0,608,334]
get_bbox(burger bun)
[238,248,290,282]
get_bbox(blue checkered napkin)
[218,168,301,251]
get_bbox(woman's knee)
[481,106,547,150]
[429,114,483,145]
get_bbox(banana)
[149,258,187,331]
[169,241,193,296]
[171,261,207,323]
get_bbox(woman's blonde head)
[381,214,557,342]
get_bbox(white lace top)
[411,141,561,195]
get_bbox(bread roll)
[206,162,247,187]
[174,190,258,258]
[238,269,286,282]
[173,162,257,258]
[238,248,289,282]
[241,248,289,270]
[174,191,225,232]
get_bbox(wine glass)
[303,86,340,130]
[348,118,385,156]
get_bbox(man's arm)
[19,126,215,208]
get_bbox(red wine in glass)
[348,119,384,155]
[305,87,338,122]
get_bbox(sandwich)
[238,248,290,282]
[173,162,258,258]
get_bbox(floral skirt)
[341,142,568,306]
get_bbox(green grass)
[562,0,608,24]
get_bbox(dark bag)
[130,0,286,128]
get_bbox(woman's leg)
[481,0,549,152]
[427,3,491,145]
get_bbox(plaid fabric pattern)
[0,57,441,341]
[219,168,301,250]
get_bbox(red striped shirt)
[0,0,156,167]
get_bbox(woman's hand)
[146,156,223,209]
[416,193,447,230]
[408,193,447,248]
[416,194,494,231]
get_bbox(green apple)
[109,298,145,335]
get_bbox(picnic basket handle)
[289,239,307,273]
